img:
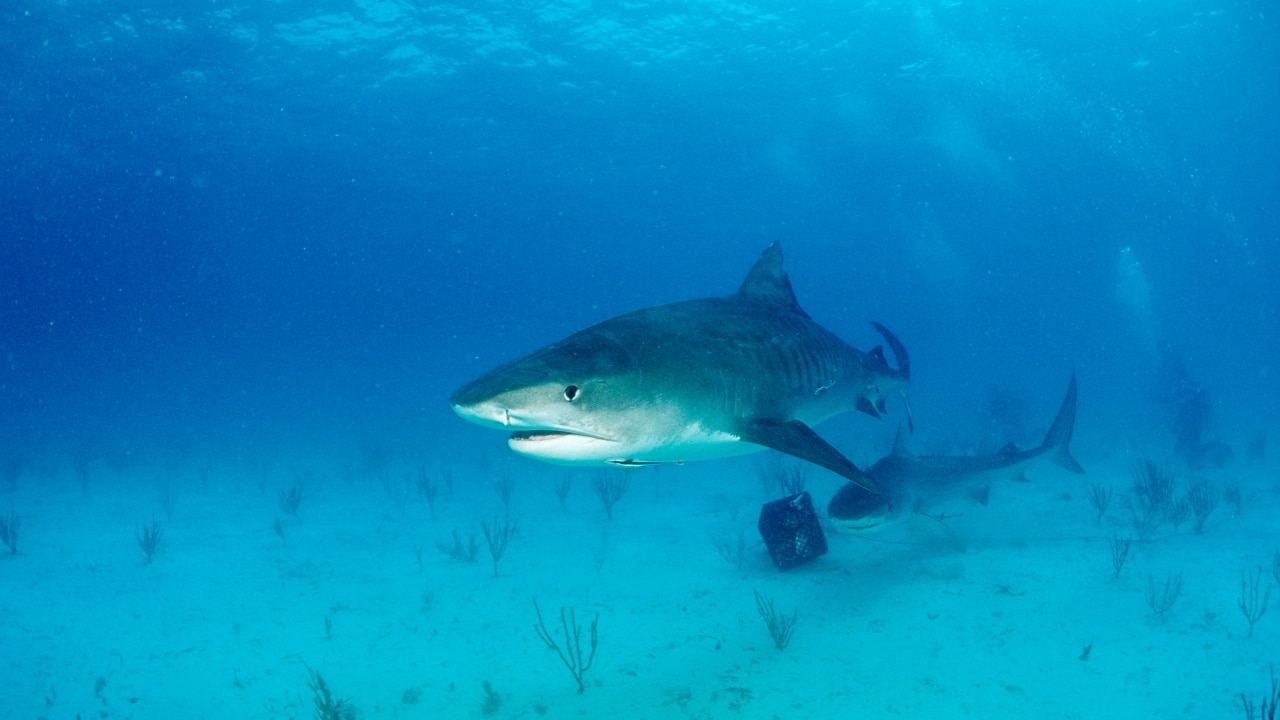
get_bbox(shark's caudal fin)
[1040,371,1086,474]
[870,321,911,380]
[868,321,914,433]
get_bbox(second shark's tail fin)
[1040,371,1085,474]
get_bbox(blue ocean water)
[2,1,1277,718]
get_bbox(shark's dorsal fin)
[735,243,807,315]
[891,424,914,458]
[999,442,1021,456]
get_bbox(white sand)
[1,451,1276,719]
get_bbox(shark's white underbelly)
[507,421,756,466]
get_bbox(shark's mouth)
[507,429,622,464]
[510,430,573,441]
[509,429,616,443]
[837,519,884,532]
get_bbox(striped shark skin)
[450,243,910,491]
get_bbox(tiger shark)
[449,243,910,491]
[827,372,1085,532]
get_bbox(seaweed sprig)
[754,590,798,650]
[533,598,599,693]
[136,518,164,564]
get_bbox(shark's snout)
[827,479,894,528]
[451,389,622,461]
[450,397,512,430]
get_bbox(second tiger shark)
[449,243,911,491]
[827,372,1085,534]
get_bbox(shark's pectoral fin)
[856,397,881,419]
[740,419,880,493]
[905,512,967,553]
[968,484,992,506]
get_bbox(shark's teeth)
[510,430,572,441]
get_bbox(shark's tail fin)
[869,322,913,433]
[1040,371,1085,474]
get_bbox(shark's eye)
[563,385,580,401]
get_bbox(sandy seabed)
[2,450,1277,720]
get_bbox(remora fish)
[450,243,910,491]
[828,373,1085,530]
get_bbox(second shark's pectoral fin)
[904,512,967,553]
[856,397,881,419]
[968,484,992,506]
[740,419,880,493]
